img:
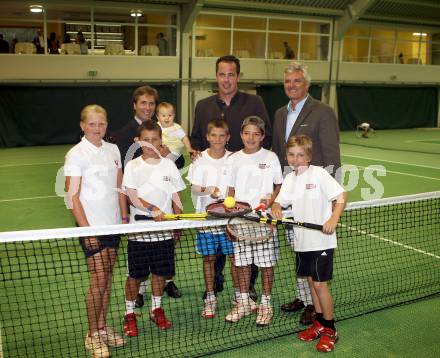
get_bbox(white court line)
[0,161,63,168]
[0,195,59,203]
[352,165,440,181]
[342,154,440,170]
[404,138,440,143]
[341,223,440,260]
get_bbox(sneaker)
[225,300,256,323]
[231,297,258,313]
[256,304,273,327]
[164,281,182,298]
[298,320,325,342]
[281,298,305,312]
[150,307,172,330]
[85,332,110,358]
[99,326,125,347]
[123,313,138,337]
[316,327,339,352]
[300,305,316,325]
[202,297,217,319]
[135,293,144,308]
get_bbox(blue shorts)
[79,235,120,258]
[196,232,233,256]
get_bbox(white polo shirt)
[123,156,186,219]
[275,165,345,252]
[64,137,122,226]
[186,149,231,213]
[227,148,283,209]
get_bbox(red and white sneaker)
[316,327,338,352]
[150,307,172,330]
[298,320,325,341]
[202,297,217,319]
[123,313,138,337]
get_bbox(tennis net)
[0,191,439,357]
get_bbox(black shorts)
[79,235,120,258]
[296,249,334,282]
[128,240,175,279]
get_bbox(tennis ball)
[224,196,236,209]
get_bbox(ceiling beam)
[381,0,440,8]
[181,0,205,33]
[204,0,343,17]
[336,0,376,40]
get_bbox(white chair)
[15,42,36,54]
[234,50,250,58]
[269,51,283,59]
[104,44,124,55]
[60,43,81,55]
[140,45,159,56]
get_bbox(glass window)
[234,16,266,30]
[345,25,370,37]
[233,31,265,58]
[342,38,369,62]
[371,39,395,63]
[300,34,329,60]
[302,21,330,34]
[371,28,395,39]
[269,19,299,32]
[268,33,298,59]
[139,26,175,56]
[195,29,230,57]
[196,14,230,28]
[140,14,176,26]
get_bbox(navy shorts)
[79,235,120,258]
[128,239,175,279]
[296,249,334,282]
[196,232,234,256]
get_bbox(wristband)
[122,216,129,222]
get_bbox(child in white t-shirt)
[187,119,238,319]
[225,115,283,327]
[157,102,194,168]
[122,121,186,336]
[272,134,347,353]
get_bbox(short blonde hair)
[207,118,229,134]
[286,134,313,159]
[284,61,311,85]
[80,104,107,123]
[156,102,175,114]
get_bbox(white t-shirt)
[123,156,186,220]
[64,137,122,226]
[228,148,283,209]
[160,123,186,156]
[275,165,345,252]
[186,149,231,213]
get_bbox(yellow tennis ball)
[224,196,236,209]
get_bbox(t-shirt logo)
[163,176,171,182]
[258,163,268,169]
[306,183,316,189]
[114,160,119,167]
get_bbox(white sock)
[151,296,162,311]
[234,288,241,301]
[139,280,148,295]
[239,292,250,303]
[206,291,215,301]
[260,294,271,306]
[125,299,136,315]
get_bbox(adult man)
[272,61,341,325]
[283,41,295,60]
[190,55,272,301]
[32,29,45,54]
[114,85,182,304]
[0,34,9,54]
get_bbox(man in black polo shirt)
[190,55,272,301]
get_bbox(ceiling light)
[130,10,142,17]
[30,5,44,13]
[413,32,427,37]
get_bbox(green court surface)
[0,128,439,357]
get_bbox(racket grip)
[134,214,153,221]
[299,222,323,231]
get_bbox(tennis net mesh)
[0,191,439,357]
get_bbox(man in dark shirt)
[191,55,271,152]
[190,55,272,301]
[0,34,9,54]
